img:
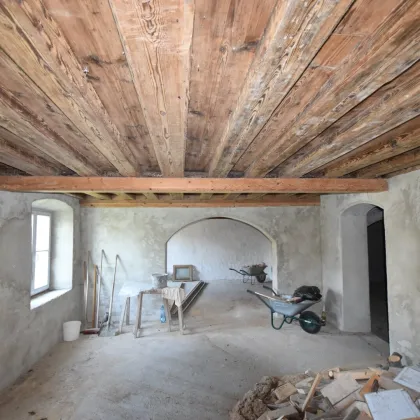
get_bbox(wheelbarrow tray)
[250,290,320,316]
[242,265,266,276]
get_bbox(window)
[31,211,51,295]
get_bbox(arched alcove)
[341,203,388,341]
[166,217,274,282]
[31,199,74,293]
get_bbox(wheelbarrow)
[247,286,325,334]
[229,264,267,285]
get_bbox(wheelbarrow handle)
[263,285,280,297]
[229,268,250,276]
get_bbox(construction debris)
[230,360,420,420]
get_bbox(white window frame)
[31,210,52,296]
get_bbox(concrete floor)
[0,280,388,420]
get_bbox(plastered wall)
[321,169,420,363]
[81,206,322,323]
[0,192,81,391]
[167,218,273,281]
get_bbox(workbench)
[131,288,185,338]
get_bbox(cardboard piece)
[321,373,360,405]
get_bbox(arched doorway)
[166,217,274,282]
[341,203,389,342]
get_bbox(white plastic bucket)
[63,321,81,342]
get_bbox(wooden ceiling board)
[0,0,139,175]
[275,62,420,176]
[0,49,112,174]
[185,0,277,172]
[312,117,420,178]
[44,0,160,173]
[108,0,194,176]
[208,0,355,177]
[240,0,419,177]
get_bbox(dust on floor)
[0,281,387,420]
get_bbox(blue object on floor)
[160,304,166,323]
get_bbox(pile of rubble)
[231,353,420,420]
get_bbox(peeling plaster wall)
[167,219,273,281]
[321,169,420,363]
[81,206,321,323]
[0,192,81,391]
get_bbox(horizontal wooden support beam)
[0,177,388,194]
[80,195,320,208]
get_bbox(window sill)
[31,289,71,310]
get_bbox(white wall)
[167,218,272,281]
[0,192,81,391]
[81,206,322,323]
[321,169,420,364]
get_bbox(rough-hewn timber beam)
[0,177,388,194]
[208,0,355,177]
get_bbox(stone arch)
[165,216,278,284]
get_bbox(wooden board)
[185,0,276,172]
[239,0,419,177]
[209,0,355,177]
[44,0,160,174]
[108,0,194,176]
[0,177,388,194]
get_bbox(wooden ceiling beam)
[0,177,388,194]
[208,0,355,177]
[349,147,420,178]
[243,0,420,177]
[276,63,420,177]
[0,0,139,176]
[80,195,321,208]
[108,0,194,176]
[311,116,420,178]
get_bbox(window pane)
[35,215,50,251]
[34,251,49,290]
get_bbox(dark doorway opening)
[367,207,389,342]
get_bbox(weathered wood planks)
[0,0,138,175]
[208,0,355,177]
[241,0,420,177]
[186,0,277,172]
[108,0,194,176]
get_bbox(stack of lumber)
[231,354,420,420]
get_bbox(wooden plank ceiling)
[0,0,419,207]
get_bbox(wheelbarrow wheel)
[299,311,322,334]
[256,273,266,283]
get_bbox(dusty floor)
[0,280,388,420]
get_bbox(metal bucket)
[151,273,168,289]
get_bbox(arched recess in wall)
[340,203,389,341]
[165,217,277,283]
[31,199,74,292]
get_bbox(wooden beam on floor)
[80,195,321,208]
[0,177,388,194]
[108,0,194,176]
[208,0,354,177]
[243,0,420,177]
